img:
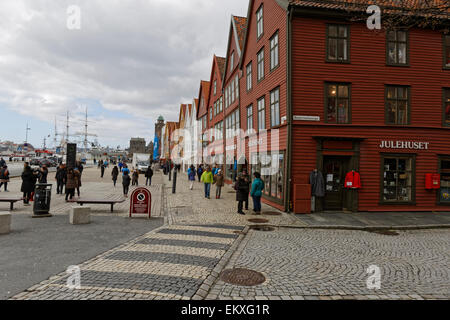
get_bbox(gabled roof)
[223,15,248,84]
[179,104,187,124]
[233,16,247,50]
[288,0,450,17]
[216,56,226,79]
[197,80,210,119]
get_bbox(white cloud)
[0,0,247,147]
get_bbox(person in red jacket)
[345,170,362,189]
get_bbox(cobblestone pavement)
[10,224,243,300]
[207,228,450,300]
[6,168,450,301]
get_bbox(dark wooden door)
[323,156,349,210]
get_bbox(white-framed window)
[258,96,265,130]
[220,97,223,112]
[270,32,279,70]
[246,62,252,91]
[247,105,253,130]
[235,75,239,100]
[214,80,217,96]
[256,5,263,39]
[257,48,264,81]
[231,80,235,103]
[270,87,280,127]
[210,107,213,121]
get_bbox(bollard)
[172,169,177,194]
[169,167,172,181]
[0,212,11,235]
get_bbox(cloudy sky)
[0,0,248,149]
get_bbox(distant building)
[153,116,165,161]
[129,138,146,156]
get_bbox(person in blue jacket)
[187,165,196,190]
[250,172,265,214]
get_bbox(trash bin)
[33,184,52,216]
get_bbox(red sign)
[129,187,151,218]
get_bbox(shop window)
[386,85,410,125]
[439,158,450,204]
[326,83,350,124]
[251,152,285,203]
[381,155,415,203]
[327,25,349,62]
[444,88,450,127]
[444,35,450,68]
[387,30,408,65]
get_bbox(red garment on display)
[344,171,362,189]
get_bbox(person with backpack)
[200,166,213,199]
[250,172,265,215]
[214,169,224,199]
[0,165,10,192]
[122,171,131,197]
[188,165,196,190]
[145,166,154,186]
[132,168,139,186]
[197,165,203,182]
[112,166,119,187]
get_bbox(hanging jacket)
[310,171,325,197]
[344,171,362,189]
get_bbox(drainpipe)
[285,7,293,213]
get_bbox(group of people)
[108,163,154,197]
[54,162,84,201]
[188,164,265,215]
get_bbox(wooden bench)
[68,198,125,213]
[0,197,23,210]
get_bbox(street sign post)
[129,187,151,219]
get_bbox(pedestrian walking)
[214,169,224,199]
[200,166,213,199]
[242,170,250,210]
[74,167,81,197]
[122,171,131,197]
[132,168,139,186]
[100,162,106,178]
[112,166,119,187]
[38,165,48,184]
[65,168,77,201]
[55,164,66,195]
[21,163,37,205]
[0,157,6,168]
[235,173,250,215]
[188,165,196,190]
[0,165,10,192]
[145,166,153,186]
[250,172,265,214]
[118,161,123,172]
[197,165,203,182]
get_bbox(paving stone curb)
[276,223,450,231]
[191,226,250,300]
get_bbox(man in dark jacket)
[145,166,153,186]
[21,163,37,205]
[235,173,250,215]
[55,164,66,195]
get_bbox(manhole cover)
[248,218,269,224]
[220,268,266,286]
[263,211,282,216]
[249,225,276,232]
[369,230,400,236]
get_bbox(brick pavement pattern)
[207,228,450,300]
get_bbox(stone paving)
[207,228,450,300]
[5,167,450,300]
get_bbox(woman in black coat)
[235,173,250,215]
[21,163,37,205]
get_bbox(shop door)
[323,156,349,210]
